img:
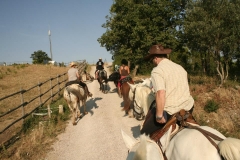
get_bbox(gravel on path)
[45,65,142,160]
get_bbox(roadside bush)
[204,99,219,113]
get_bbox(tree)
[183,0,240,85]
[30,50,51,64]
[98,0,188,73]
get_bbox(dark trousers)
[140,106,194,135]
[65,80,86,88]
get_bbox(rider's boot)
[85,86,92,97]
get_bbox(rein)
[132,87,143,117]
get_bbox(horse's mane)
[133,135,148,160]
[219,137,240,160]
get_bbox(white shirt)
[151,59,194,115]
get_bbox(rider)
[118,59,130,97]
[141,44,195,135]
[65,61,92,97]
[95,58,104,79]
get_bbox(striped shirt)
[151,59,194,115]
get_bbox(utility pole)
[48,30,53,60]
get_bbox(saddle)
[149,109,198,143]
[65,81,82,87]
[119,76,132,85]
[149,109,224,152]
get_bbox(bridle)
[132,86,144,119]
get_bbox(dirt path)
[45,65,142,160]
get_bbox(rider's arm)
[119,66,122,75]
[151,68,166,123]
[76,71,81,80]
[127,66,130,75]
[155,90,166,123]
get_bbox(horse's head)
[141,78,153,88]
[128,83,155,120]
[108,71,120,81]
[121,129,166,160]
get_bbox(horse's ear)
[128,82,136,92]
[160,125,172,152]
[121,129,137,150]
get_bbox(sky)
[0,0,114,64]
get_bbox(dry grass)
[0,64,69,160]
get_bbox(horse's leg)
[72,100,78,125]
[122,83,134,117]
[118,86,122,98]
[82,99,88,115]
[76,100,81,118]
[121,84,130,114]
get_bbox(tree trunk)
[132,65,139,77]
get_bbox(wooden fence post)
[20,88,25,123]
[59,105,63,114]
[47,104,51,118]
[38,81,42,107]
[57,75,60,97]
[50,78,53,102]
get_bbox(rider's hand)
[156,116,166,124]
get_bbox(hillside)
[0,64,67,97]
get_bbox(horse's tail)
[65,86,72,102]
[218,137,240,160]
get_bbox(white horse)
[63,84,88,125]
[126,83,240,160]
[122,126,240,160]
[128,80,155,120]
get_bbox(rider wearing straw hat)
[66,61,92,97]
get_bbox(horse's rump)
[98,70,107,78]
[108,71,120,81]
[65,84,85,100]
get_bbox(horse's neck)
[143,89,155,116]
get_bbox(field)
[0,64,68,147]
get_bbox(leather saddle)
[150,109,198,143]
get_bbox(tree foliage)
[183,0,240,85]
[30,50,51,64]
[98,0,240,84]
[98,0,188,73]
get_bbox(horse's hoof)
[73,122,77,125]
[84,112,88,115]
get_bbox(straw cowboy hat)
[70,61,77,67]
[144,44,172,61]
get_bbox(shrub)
[204,99,219,113]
